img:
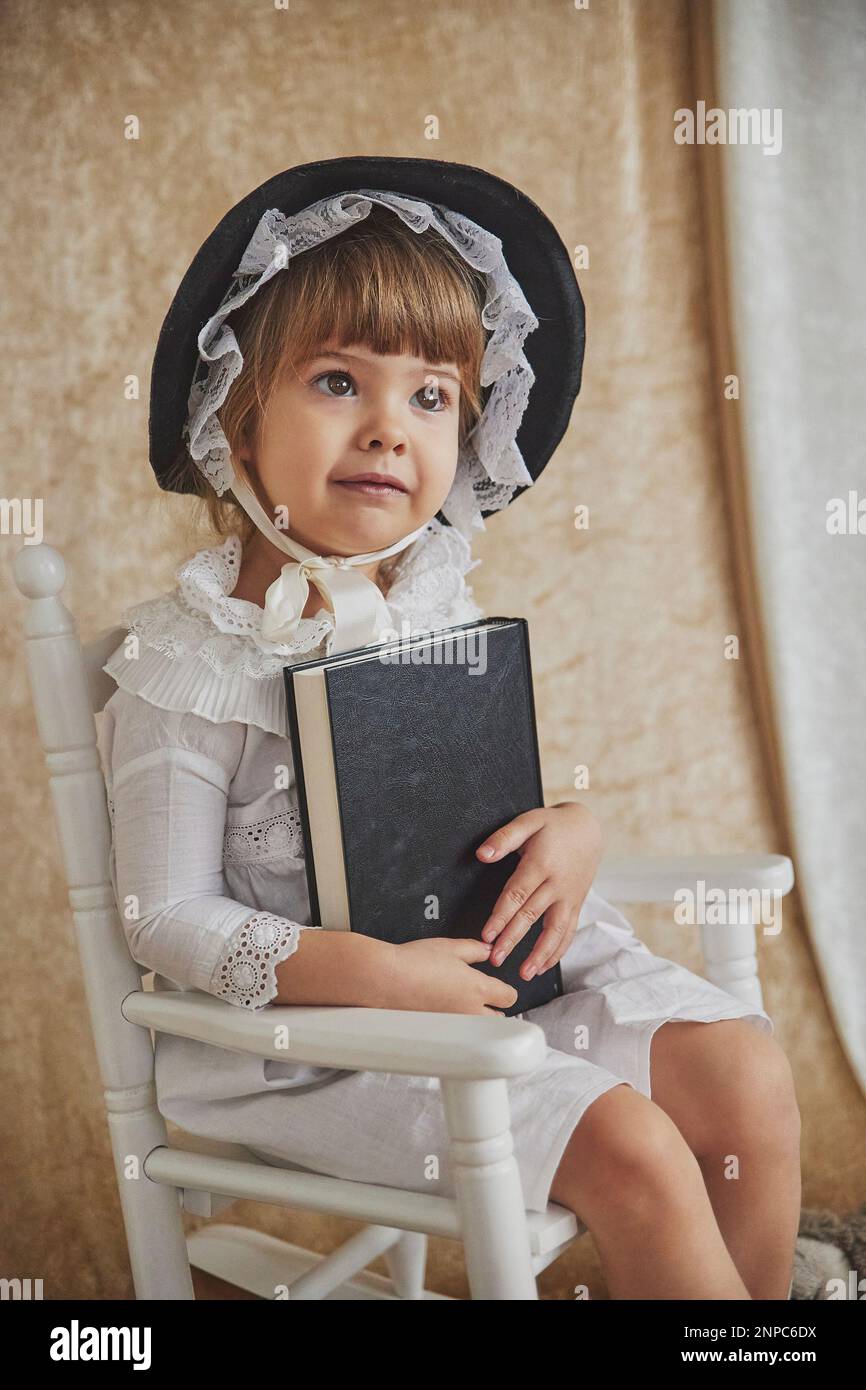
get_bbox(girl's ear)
[234,447,256,479]
[231,452,258,500]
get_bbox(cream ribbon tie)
[229,466,428,655]
[260,552,390,650]
[260,553,343,641]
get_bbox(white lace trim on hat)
[101,519,483,736]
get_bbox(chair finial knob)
[13,542,66,598]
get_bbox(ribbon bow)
[261,553,392,652]
[260,554,344,641]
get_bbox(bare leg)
[696,1150,800,1300]
[649,1019,801,1300]
[549,1085,751,1299]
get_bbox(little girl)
[99,159,800,1300]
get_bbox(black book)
[282,617,564,1016]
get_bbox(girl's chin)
[308,520,421,558]
[329,511,426,546]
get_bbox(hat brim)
[149,156,585,519]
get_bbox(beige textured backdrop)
[3,0,863,1300]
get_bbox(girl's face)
[238,339,462,557]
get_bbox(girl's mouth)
[334,481,407,498]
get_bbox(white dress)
[98,521,774,1234]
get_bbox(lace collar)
[102,518,483,736]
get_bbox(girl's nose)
[361,429,408,454]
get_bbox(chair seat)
[167,1124,310,1171]
[165,1124,580,1258]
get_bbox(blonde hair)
[162,203,489,554]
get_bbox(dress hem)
[520,1076,636,1226]
[636,1008,775,1099]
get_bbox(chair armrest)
[121,990,547,1080]
[592,853,794,903]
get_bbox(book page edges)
[292,669,351,931]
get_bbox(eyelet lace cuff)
[210,912,321,1009]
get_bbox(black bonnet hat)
[148,155,585,536]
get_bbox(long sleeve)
[99,689,319,1010]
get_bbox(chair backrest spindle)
[13,542,155,1095]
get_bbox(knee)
[555,1086,704,1225]
[614,1100,708,1219]
[705,1029,801,1158]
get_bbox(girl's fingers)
[517,900,571,978]
[481,867,547,945]
[485,880,555,966]
[523,904,578,979]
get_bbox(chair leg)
[383,1231,428,1298]
[700,907,766,1010]
[107,1088,194,1299]
[441,1077,538,1300]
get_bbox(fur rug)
[790,1203,866,1300]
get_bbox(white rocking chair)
[13,540,794,1300]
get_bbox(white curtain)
[711,0,866,1092]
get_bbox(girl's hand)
[381,938,519,1015]
[475,802,603,981]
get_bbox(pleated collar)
[102,520,482,736]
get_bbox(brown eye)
[313,371,354,398]
[414,382,451,411]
